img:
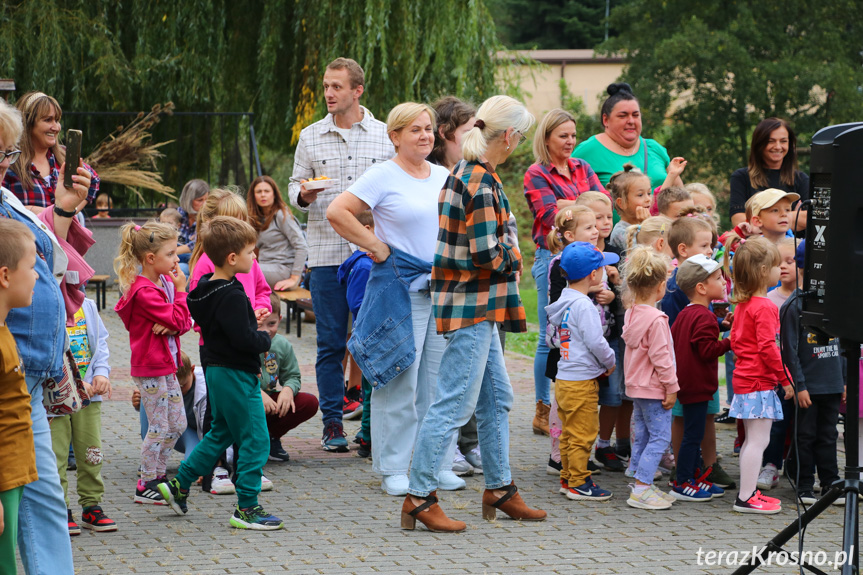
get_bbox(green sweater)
[573,135,671,189]
[259,333,301,396]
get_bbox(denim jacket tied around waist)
[347,246,432,391]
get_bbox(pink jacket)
[115,275,192,377]
[622,304,680,400]
[189,255,272,344]
[38,207,95,324]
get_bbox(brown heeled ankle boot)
[482,483,547,521]
[532,401,550,436]
[401,491,466,533]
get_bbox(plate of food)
[302,177,339,191]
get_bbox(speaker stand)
[732,341,860,575]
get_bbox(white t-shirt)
[333,126,351,143]
[347,159,448,262]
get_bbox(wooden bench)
[274,288,312,337]
[88,275,110,311]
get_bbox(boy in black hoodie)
[159,216,282,530]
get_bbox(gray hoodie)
[545,288,616,381]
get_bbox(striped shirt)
[432,159,526,334]
[288,107,394,268]
[523,159,606,250]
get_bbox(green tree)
[489,0,630,49]
[601,0,863,186]
[0,0,500,151]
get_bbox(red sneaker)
[81,506,118,532]
[67,509,81,536]
[343,396,363,420]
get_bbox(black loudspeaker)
[801,122,863,341]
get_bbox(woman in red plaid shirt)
[3,92,100,214]
[523,109,607,437]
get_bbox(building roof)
[497,49,626,64]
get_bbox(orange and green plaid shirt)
[432,159,526,334]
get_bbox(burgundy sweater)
[671,304,731,404]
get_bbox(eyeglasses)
[0,150,21,165]
[513,130,526,148]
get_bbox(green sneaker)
[230,505,284,531]
[703,462,736,489]
[157,478,188,515]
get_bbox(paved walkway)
[49,286,853,574]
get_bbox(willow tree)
[0,0,500,150]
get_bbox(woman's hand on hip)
[368,241,391,263]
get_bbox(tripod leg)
[841,342,861,575]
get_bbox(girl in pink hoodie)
[114,221,192,504]
[621,246,679,510]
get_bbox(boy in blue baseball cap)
[545,242,620,501]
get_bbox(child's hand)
[276,387,296,417]
[603,365,616,377]
[782,384,794,400]
[0,499,4,536]
[720,311,734,330]
[737,221,760,238]
[82,381,95,398]
[595,289,616,305]
[170,264,187,292]
[634,205,651,224]
[261,390,278,415]
[668,157,687,179]
[152,323,179,336]
[795,389,811,408]
[606,265,620,286]
[662,392,677,410]
[131,389,141,411]
[842,386,847,405]
[254,307,270,326]
[91,375,112,399]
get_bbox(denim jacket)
[347,247,432,390]
[0,187,67,381]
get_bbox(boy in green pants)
[159,216,282,530]
[51,297,116,534]
[0,218,39,572]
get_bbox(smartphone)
[63,129,82,189]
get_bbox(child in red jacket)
[114,221,192,505]
[670,255,730,501]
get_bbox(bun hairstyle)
[606,163,650,208]
[668,208,716,259]
[546,205,594,254]
[114,221,179,291]
[461,95,535,163]
[624,244,670,300]
[730,236,781,304]
[625,215,671,251]
[600,82,638,126]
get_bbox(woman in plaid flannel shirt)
[401,96,547,533]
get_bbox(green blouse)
[573,135,671,189]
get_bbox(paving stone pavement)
[41,286,855,574]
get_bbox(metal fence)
[63,111,262,218]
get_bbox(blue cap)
[559,241,620,281]
[795,239,806,269]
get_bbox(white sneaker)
[756,464,779,491]
[464,446,483,474]
[451,447,475,477]
[626,484,672,510]
[438,470,467,491]
[381,474,409,496]
[261,474,273,492]
[210,467,236,495]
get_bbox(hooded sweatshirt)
[338,249,373,321]
[545,288,615,381]
[622,304,679,400]
[186,274,272,374]
[115,275,191,377]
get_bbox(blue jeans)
[139,407,200,458]
[409,321,513,496]
[19,376,74,575]
[310,266,350,425]
[371,291,445,475]
[678,401,708,484]
[531,248,552,405]
[630,397,672,485]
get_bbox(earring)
[506,145,510,151]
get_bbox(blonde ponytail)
[625,215,671,252]
[113,221,178,291]
[462,95,535,162]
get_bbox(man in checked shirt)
[288,57,394,452]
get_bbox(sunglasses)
[0,150,21,165]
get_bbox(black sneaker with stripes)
[134,479,166,505]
